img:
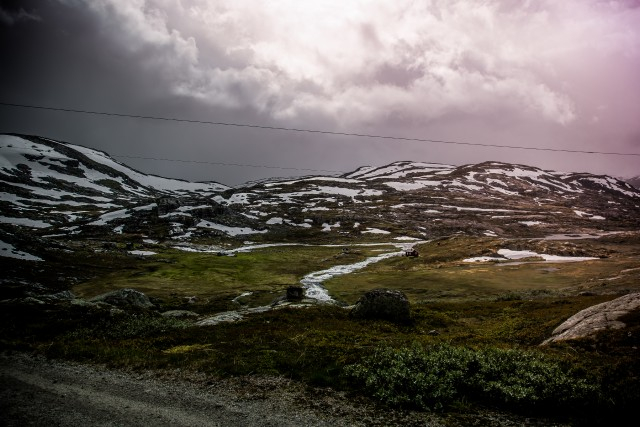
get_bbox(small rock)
[161,310,199,318]
[196,311,244,326]
[286,286,304,301]
[70,298,98,308]
[578,291,596,297]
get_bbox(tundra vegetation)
[2,233,639,425]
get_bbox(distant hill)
[626,175,640,190]
[1,133,639,247]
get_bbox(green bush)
[344,343,599,411]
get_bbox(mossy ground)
[72,244,394,311]
[2,233,639,423]
[326,235,639,304]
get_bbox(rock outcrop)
[543,293,640,344]
[350,288,411,323]
[161,310,199,318]
[89,288,155,309]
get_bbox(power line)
[2,101,640,157]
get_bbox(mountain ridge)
[626,175,640,189]
[1,133,639,249]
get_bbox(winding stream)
[300,249,407,301]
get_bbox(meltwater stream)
[300,244,416,302]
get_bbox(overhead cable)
[2,101,639,157]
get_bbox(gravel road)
[0,352,362,427]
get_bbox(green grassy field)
[72,235,639,306]
[326,236,639,303]
[72,244,398,310]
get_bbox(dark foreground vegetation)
[2,295,639,425]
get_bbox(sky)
[1,0,639,186]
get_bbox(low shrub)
[344,343,599,412]
[66,314,190,340]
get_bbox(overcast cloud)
[1,0,639,185]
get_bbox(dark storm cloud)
[0,0,287,184]
[1,0,639,185]
[0,5,40,26]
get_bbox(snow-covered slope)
[626,175,640,190]
[64,139,229,195]
[0,134,227,196]
[0,134,228,231]
[344,161,455,180]
[344,160,638,199]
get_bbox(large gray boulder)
[350,288,411,323]
[89,288,155,309]
[543,292,640,344]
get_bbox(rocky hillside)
[1,133,639,251]
[626,175,640,190]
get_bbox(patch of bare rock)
[543,292,640,344]
[89,288,155,309]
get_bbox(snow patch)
[464,248,598,263]
[129,250,157,256]
[88,208,130,226]
[384,180,440,191]
[0,215,51,228]
[321,222,341,232]
[520,221,543,226]
[284,219,311,228]
[0,239,43,261]
[361,227,390,235]
[196,220,267,236]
